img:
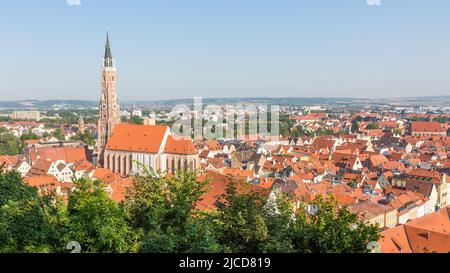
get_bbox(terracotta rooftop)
[411,122,445,133]
[380,207,450,253]
[164,135,197,155]
[105,124,168,154]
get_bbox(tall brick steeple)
[97,32,120,166]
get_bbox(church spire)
[104,32,114,68]
[98,32,120,167]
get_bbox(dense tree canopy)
[19,130,39,143]
[366,123,380,130]
[0,128,22,155]
[65,178,138,253]
[213,185,379,253]
[52,128,65,141]
[124,169,221,253]
[289,196,380,253]
[0,168,380,253]
[0,171,57,253]
[70,131,96,146]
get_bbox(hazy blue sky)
[1,0,450,101]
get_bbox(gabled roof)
[72,160,94,172]
[0,155,18,167]
[312,137,336,150]
[379,225,413,253]
[370,154,389,167]
[28,146,88,164]
[404,168,442,184]
[57,163,69,172]
[205,140,223,151]
[381,208,450,253]
[401,180,434,198]
[411,122,445,133]
[164,135,197,155]
[348,201,396,222]
[90,167,121,184]
[106,124,168,154]
[222,168,255,179]
[25,175,59,188]
[29,159,53,175]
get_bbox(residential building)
[348,201,398,229]
[11,111,41,121]
[411,122,446,137]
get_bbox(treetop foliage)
[0,168,379,253]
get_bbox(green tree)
[65,178,138,253]
[124,169,220,253]
[433,116,449,123]
[366,123,379,130]
[290,127,306,141]
[0,168,381,254]
[20,130,39,143]
[290,196,380,253]
[129,116,144,125]
[0,116,11,122]
[393,128,402,135]
[261,194,296,253]
[0,128,22,155]
[212,186,379,253]
[213,183,270,253]
[0,170,57,253]
[52,128,65,141]
[351,120,359,133]
[316,128,335,136]
[70,131,96,146]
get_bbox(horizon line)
[1,95,450,103]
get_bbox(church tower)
[97,32,121,166]
[78,114,85,134]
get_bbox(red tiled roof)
[72,160,94,172]
[91,168,121,183]
[164,135,197,155]
[25,175,59,188]
[29,146,88,164]
[196,172,269,212]
[381,208,450,253]
[106,124,168,153]
[108,177,134,203]
[411,122,445,133]
[29,159,53,176]
[379,225,413,253]
[222,168,255,179]
[205,140,222,151]
[0,155,18,167]
[370,155,389,167]
[406,168,442,184]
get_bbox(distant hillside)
[1,96,450,110]
[0,100,98,110]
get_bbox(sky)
[0,0,450,101]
